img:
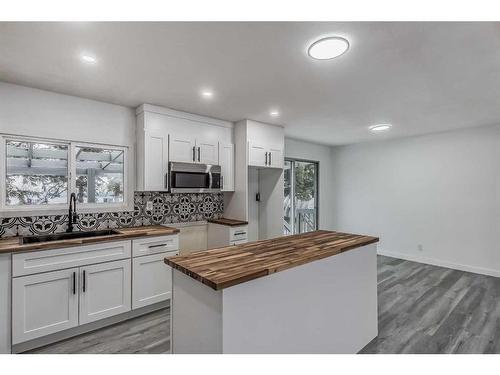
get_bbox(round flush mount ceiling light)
[307,36,350,60]
[369,124,392,132]
[270,109,280,117]
[80,54,97,64]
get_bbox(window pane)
[6,140,68,206]
[283,160,292,235]
[294,161,317,234]
[75,146,124,204]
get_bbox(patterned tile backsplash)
[0,192,224,238]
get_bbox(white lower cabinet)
[79,259,131,325]
[132,251,177,309]
[11,236,177,346]
[12,268,79,344]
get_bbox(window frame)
[284,157,320,235]
[0,134,131,216]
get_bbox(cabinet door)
[79,259,131,325]
[132,251,177,309]
[144,130,169,191]
[219,143,234,191]
[12,268,79,344]
[197,139,219,165]
[170,134,196,163]
[268,145,284,169]
[248,142,267,167]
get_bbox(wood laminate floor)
[27,255,500,354]
[361,256,500,354]
[27,308,170,354]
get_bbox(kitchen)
[2,17,500,362]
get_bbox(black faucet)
[67,192,78,233]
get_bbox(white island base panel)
[171,243,378,354]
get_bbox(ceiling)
[1,22,500,145]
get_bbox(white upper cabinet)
[219,143,234,191]
[170,136,219,165]
[268,144,284,169]
[246,120,284,169]
[248,142,284,169]
[170,135,196,163]
[136,105,233,191]
[197,139,219,165]
[248,142,267,168]
[136,112,169,191]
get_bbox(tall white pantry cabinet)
[136,104,235,192]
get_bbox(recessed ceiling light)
[270,110,280,117]
[201,89,214,99]
[80,54,97,64]
[369,124,392,132]
[308,37,350,60]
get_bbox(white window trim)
[0,134,133,217]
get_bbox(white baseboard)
[377,249,500,278]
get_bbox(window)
[1,135,128,212]
[75,146,124,204]
[284,159,319,235]
[6,140,69,206]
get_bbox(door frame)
[284,158,320,234]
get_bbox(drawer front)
[132,235,179,257]
[229,226,248,242]
[132,250,178,309]
[12,241,132,277]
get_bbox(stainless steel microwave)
[169,162,221,193]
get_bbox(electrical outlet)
[146,201,153,211]
[417,244,423,252]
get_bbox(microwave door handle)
[209,172,213,190]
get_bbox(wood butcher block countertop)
[208,218,248,226]
[164,230,378,290]
[0,225,179,254]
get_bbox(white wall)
[0,82,135,147]
[284,138,335,230]
[331,124,500,277]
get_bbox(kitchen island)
[164,230,379,354]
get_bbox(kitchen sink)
[20,229,121,244]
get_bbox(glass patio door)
[284,159,318,235]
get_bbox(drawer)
[12,240,131,277]
[132,234,179,257]
[229,226,248,242]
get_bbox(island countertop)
[0,225,179,254]
[164,230,378,290]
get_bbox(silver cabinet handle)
[234,231,247,236]
[72,272,76,295]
